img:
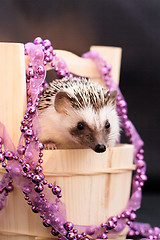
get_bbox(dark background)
[0,0,160,237]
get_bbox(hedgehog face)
[68,105,120,152]
[54,90,120,152]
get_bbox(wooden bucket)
[0,43,134,239]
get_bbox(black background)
[0,0,160,237]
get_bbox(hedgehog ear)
[104,90,117,106]
[54,91,73,114]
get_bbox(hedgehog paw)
[43,142,57,150]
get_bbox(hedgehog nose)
[94,144,106,153]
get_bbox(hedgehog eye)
[77,122,85,130]
[105,121,110,129]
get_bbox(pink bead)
[5,151,14,160]
[122,108,127,114]
[51,62,55,68]
[26,68,34,78]
[28,63,32,67]
[89,50,98,58]
[22,163,31,172]
[43,60,47,66]
[136,168,142,174]
[43,39,51,49]
[101,67,109,75]
[122,210,131,218]
[51,227,59,236]
[77,234,82,239]
[43,219,51,227]
[140,149,144,154]
[32,205,39,213]
[48,46,53,52]
[34,37,43,45]
[38,142,44,150]
[153,227,160,234]
[64,222,74,231]
[148,236,154,239]
[107,63,112,71]
[136,153,144,160]
[5,184,13,192]
[36,65,45,75]
[101,223,106,228]
[24,129,34,138]
[128,229,135,236]
[104,76,110,82]
[44,56,50,62]
[106,220,115,229]
[124,120,131,131]
[52,185,61,195]
[66,232,75,239]
[98,233,108,239]
[32,174,42,183]
[39,159,43,164]
[122,114,128,121]
[34,183,43,192]
[57,70,66,77]
[137,160,145,168]
[57,60,66,69]
[119,99,127,108]
[52,50,56,56]
[139,174,147,182]
[109,216,118,223]
[129,212,136,221]
[148,229,154,234]
[35,164,43,173]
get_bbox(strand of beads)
[23,41,69,238]
[24,38,149,239]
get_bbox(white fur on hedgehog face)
[60,104,120,150]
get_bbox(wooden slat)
[0,43,26,146]
[25,46,122,86]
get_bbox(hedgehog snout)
[94,144,106,153]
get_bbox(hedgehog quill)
[38,77,120,153]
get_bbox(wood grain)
[0,43,26,146]
[43,144,134,225]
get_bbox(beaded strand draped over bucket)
[0,37,159,239]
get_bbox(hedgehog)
[38,77,120,153]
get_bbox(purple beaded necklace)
[0,37,159,239]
